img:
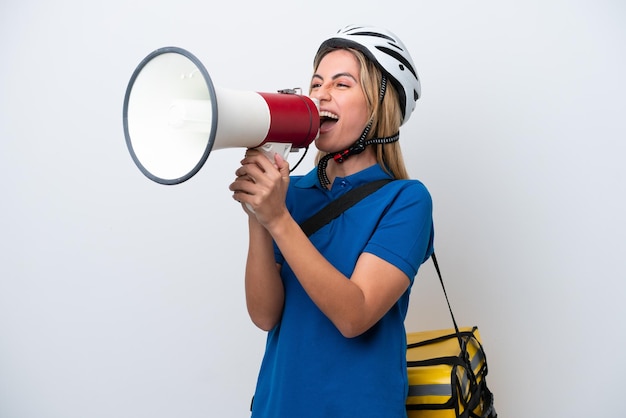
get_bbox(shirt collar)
[293,164,393,191]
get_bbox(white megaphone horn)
[123,46,320,185]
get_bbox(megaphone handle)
[258,142,292,161]
[244,142,292,214]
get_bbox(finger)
[240,150,266,168]
[241,151,281,174]
[235,162,264,182]
[232,191,254,214]
[229,178,256,194]
[244,148,262,158]
[273,153,290,176]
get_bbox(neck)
[324,148,377,188]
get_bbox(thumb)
[274,153,290,176]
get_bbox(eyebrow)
[312,72,357,82]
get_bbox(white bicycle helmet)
[316,24,421,125]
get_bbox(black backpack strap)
[431,252,462,338]
[300,179,393,237]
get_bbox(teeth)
[319,110,339,120]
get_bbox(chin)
[314,136,335,153]
[315,134,352,154]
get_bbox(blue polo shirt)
[251,164,434,418]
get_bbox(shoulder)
[389,178,430,193]
[380,178,432,206]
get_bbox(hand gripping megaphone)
[123,46,320,185]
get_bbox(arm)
[267,212,409,338]
[230,150,287,331]
[230,151,409,338]
[244,215,284,331]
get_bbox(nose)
[310,84,331,102]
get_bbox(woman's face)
[310,49,370,153]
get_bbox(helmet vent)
[348,30,395,43]
[376,46,417,79]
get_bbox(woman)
[230,24,434,418]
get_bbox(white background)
[1,1,624,417]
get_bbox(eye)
[334,76,355,88]
[310,75,323,90]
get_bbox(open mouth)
[319,110,339,131]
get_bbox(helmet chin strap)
[316,130,399,187]
[317,75,399,188]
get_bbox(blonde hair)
[313,47,410,180]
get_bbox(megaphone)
[123,46,319,185]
